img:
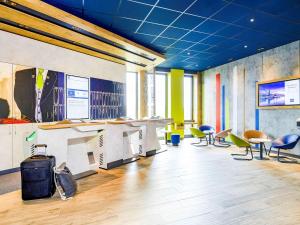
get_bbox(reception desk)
[128,118,173,156]
[37,121,106,177]
[33,118,173,175]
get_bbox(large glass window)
[184,76,193,121]
[147,72,155,117]
[126,72,137,119]
[155,73,167,118]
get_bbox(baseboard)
[73,170,97,180]
[0,167,20,176]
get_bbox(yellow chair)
[229,133,253,160]
[190,127,208,146]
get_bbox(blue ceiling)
[43,0,300,71]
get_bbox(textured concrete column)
[138,70,147,119]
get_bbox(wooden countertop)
[38,118,174,129]
[38,121,106,130]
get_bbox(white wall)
[0,30,126,83]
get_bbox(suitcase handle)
[33,144,47,156]
[34,144,47,148]
[30,154,48,159]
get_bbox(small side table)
[249,138,271,160]
[203,130,214,145]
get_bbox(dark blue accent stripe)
[222,85,225,130]
[255,81,260,130]
[255,108,260,130]
[255,81,260,148]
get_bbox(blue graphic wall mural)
[90,78,126,119]
[53,72,65,121]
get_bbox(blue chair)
[199,125,215,144]
[199,125,215,132]
[268,134,300,162]
[171,134,180,146]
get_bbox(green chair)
[229,133,253,160]
[190,127,208,146]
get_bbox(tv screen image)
[258,79,300,107]
[66,75,90,119]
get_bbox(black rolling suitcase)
[21,144,56,200]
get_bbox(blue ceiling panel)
[44,0,82,9]
[133,0,158,4]
[138,22,167,35]
[257,0,300,16]
[232,0,266,9]
[171,41,194,49]
[181,32,207,42]
[215,25,245,38]
[112,17,141,34]
[200,35,226,45]
[217,38,242,49]
[195,20,226,34]
[118,1,152,20]
[189,43,211,52]
[152,37,176,46]
[172,14,205,30]
[84,0,119,15]
[182,50,200,57]
[83,11,114,28]
[186,0,227,18]
[279,6,300,23]
[165,47,183,56]
[157,0,196,11]
[43,0,300,71]
[161,27,187,39]
[146,7,180,25]
[204,46,226,54]
[212,4,252,23]
[134,33,155,44]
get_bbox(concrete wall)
[202,40,300,155]
[0,30,126,83]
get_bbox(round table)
[203,130,214,145]
[248,138,271,160]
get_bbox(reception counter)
[35,118,173,175]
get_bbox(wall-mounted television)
[257,76,300,109]
[66,75,90,119]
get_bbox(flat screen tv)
[66,75,90,119]
[257,76,300,109]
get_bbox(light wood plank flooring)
[1,139,300,225]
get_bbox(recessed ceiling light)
[257,47,265,51]
[187,52,190,55]
[228,58,233,61]
[244,45,248,48]
[195,64,198,66]
[250,18,255,22]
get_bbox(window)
[126,72,137,119]
[184,75,193,121]
[147,72,155,117]
[155,72,167,118]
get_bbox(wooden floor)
[1,139,300,225]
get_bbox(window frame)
[184,74,194,122]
